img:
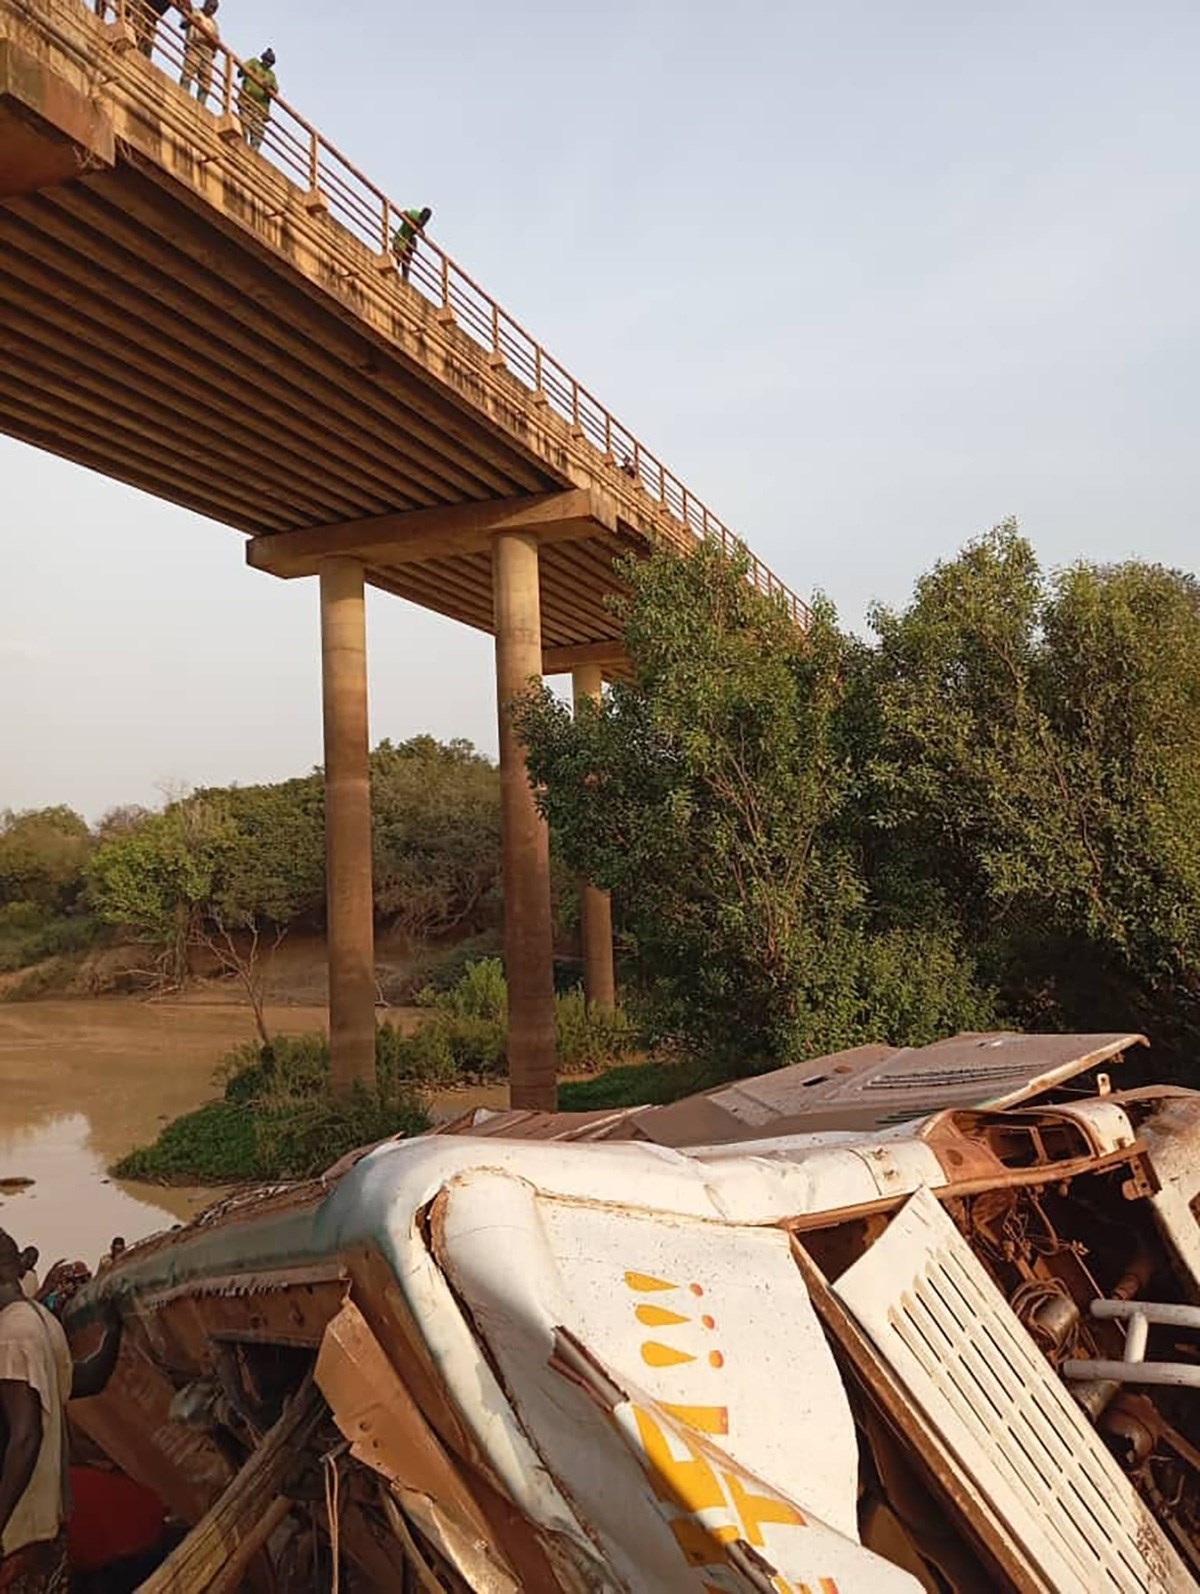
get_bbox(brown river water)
[0,998,512,1272]
[0,997,332,1268]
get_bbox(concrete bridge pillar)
[319,557,376,1094]
[572,664,616,1012]
[492,532,558,1110]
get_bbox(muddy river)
[0,997,331,1268]
[0,997,514,1271]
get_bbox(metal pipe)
[1124,1312,1149,1365]
[1092,1300,1200,1330]
[1062,1360,1200,1389]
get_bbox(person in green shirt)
[392,206,433,282]
[236,47,277,151]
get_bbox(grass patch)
[558,1054,720,1111]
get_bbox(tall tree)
[0,806,91,911]
[515,544,992,1067]
[868,523,1200,1056]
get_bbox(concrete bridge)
[0,0,807,1107]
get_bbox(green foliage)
[867,525,1200,1059]
[421,956,507,1022]
[559,1056,717,1110]
[115,1029,429,1183]
[554,988,641,1072]
[396,933,505,1002]
[87,797,238,985]
[200,778,325,926]
[0,807,91,912]
[114,1102,260,1183]
[370,737,502,940]
[515,543,995,1069]
[83,738,509,1002]
[0,901,101,975]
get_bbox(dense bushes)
[0,902,101,975]
[0,738,508,991]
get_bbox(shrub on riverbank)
[0,902,102,975]
[114,965,641,1183]
[114,1030,430,1183]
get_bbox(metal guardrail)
[28,0,810,628]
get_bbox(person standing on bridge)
[180,0,220,106]
[236,47,277,152]
[392,206,433,283]
[132,0,171,59]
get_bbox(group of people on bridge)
[107,0,277,150]
[107,1,435,276]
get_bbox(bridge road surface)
[0,0,808,1107]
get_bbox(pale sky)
[4,0,1198,820]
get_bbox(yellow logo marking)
[625,1270,677,1293]
[642,1341,697,1368]
[635,1304,691,1328]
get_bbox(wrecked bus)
[66,1033,1200,1590]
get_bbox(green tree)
[370,737,502,940]
[515,544,992,1067]
[87,796,237,991]
[88,786,321,1045]
[0,806,91,911]
[868,523,1200,1059]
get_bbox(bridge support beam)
[572,664,616,1013]
[320,557,376,1095]
[493,532,558,1110]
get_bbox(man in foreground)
[0,1231,122,1592]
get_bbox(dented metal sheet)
[444,1033,1150,1150]
[65,1060,1200,1591]
[430,1168,918,1591]
[631,1031,1149,1141]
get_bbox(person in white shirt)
[0,1230,123,1592]
[180,0,220,106]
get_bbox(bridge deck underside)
[0,157,631,646]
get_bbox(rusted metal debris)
[65,1032,1200,1590]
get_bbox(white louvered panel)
[834,1187,1194,1594]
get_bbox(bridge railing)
[65,0,809,626]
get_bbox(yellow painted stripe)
[624,1270,677,1293]
[641,1341,696,1368]
[659,1402,729,1435]
[635,1304,690,1328]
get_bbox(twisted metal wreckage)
[65,1033,1200,1591]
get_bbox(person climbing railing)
[38,0,810,628]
